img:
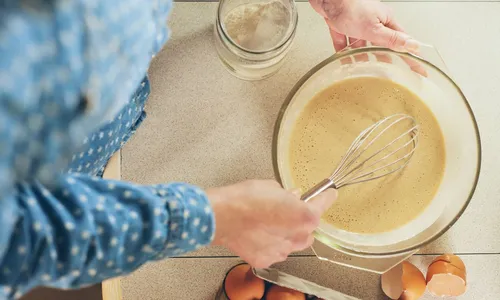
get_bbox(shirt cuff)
[154,183,215,257]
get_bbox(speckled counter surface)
[121,2,500,299]
[122,255,499,300]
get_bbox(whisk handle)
[300,178,336,202]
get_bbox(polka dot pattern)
[0,1,217,298]
[1,165,215,297]
[0,0,171,197]
[66,77,150,177]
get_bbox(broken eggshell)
[265,285,306,300]
[381,261,426,300]
[224,263,266,300]
[426,254,467,297]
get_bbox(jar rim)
[217,0,299,54]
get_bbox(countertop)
[121,1,500,299]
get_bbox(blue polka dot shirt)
[0,1,215,298]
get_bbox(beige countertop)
[121,1,500,299]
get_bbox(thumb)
[309,0,328,18]
[371,26,420,53]
[306,189,338,217]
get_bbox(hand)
[310,0,420,52]
[208,180,337,268]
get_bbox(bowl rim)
[271,47,482,256]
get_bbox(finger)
[242,247,284,269]
[263,179,282,188]
[371,25,420,53]
[327,26,353,65]
[251,247,291,268]
[242,179,284,204]
[276,253,289,263]
[349,38,369,62]
[381,18,428,76]
[309,0,327,18]
[380,4,406,33]
[371,39,426,76]
[277,247,292,261]
[248,256,272,269]
[291,234,315,252]
[375,11,422,57]
[306,188,338,218]
[304,235,315,249]
[399,54,428,77]
[380,18,425,58]
[348,38,364,49]
[385,18,406,33]
[381,24,428,76]
[373,52,392,64]
[328,24,348,53]
[371,41,393,64]
[289,188,302,197]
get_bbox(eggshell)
[381,263,403,299]
[381,261,426,300]
[400,261,426,300]
[426,254,467,297]
[265,285,306,300]
[224,263,265,300]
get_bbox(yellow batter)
[289,77,445,234]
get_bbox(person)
[0,0,417,298]
[310,0,419,52]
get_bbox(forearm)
[0,174,214,298]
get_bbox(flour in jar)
[223,0,291,51]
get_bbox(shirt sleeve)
[0,1,189,298]
[0,175,215,299]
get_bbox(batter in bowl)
[289,77,446,234]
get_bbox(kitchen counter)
[121,2,500,299]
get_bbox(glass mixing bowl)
[273,42,481,269]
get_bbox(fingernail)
[314,189,338,212]
[290,188,302,197]
[404,39,421,53]
[328,188,339,200]
[325,189,338,206]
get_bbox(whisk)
[301,113,420,202]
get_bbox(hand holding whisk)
[301,114,420,202]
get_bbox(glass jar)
[214,0,298,81]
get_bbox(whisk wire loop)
[301,113,419,202]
